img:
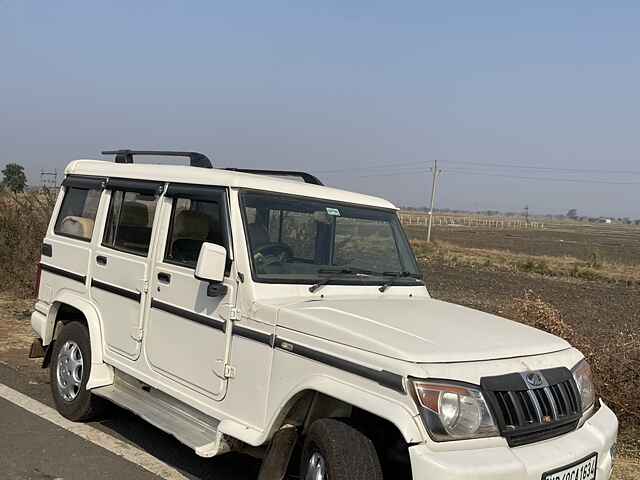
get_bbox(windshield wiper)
[308,267,377,293]
[378,271,424,293]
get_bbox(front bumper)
[409,401,618,480]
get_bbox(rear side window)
[103,190,158,256]
[164,197,225,268]
[54,187,102,241]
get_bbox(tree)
[1,163,27,192]
[566,208,578,219]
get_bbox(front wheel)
[300,419,383,480]
[49,321,104,421]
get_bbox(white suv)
[31,150,617,480]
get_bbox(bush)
[0,190,55,297]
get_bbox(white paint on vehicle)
[0,383,188,480]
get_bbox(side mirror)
[195,243,227,296]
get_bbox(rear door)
[40,176,104,302]
[91,178,164,361]
[145,184,235,400]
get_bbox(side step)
[92,371,229,457]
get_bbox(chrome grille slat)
[527,390,543,422]
[550,384,566,415]
[543,386,559,420]
[507,391,525,426]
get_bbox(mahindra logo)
[525,372,544,387]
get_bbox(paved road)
[0,360,262,480]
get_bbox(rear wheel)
[300,419,383,480]
[50,321,104,421]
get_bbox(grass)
[412,239,640,285]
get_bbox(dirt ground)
[0,295,48,381]
[423,259,640,334]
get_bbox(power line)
[315,160,425,174]
[316,159,640,176]
[320,166,640,185]
[441,160,640,176]
[443,169,640,185]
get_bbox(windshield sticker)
[326,207,341,216]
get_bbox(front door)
[91,179,163,361]
[145,184,234,401]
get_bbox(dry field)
[405,217,640,266]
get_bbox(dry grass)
[501,291,640,449]
[412,239,640,285]
[0,190,55,297]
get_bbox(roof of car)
[65,160,397,210]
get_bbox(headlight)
[572,359,596,412]
[412,381,499,441]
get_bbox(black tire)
[49,321,104,421]
[300,418,383,480]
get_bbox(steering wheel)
[253,242,294,268]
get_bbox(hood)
[275,297,570,363]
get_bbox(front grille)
[481,368,582,447]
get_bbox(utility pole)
[426,160,442,242]
[40,169,58,190]
[524,205,530,225]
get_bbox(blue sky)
[2,1,640,217]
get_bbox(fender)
[252,374,424,446]
[47,290,114,390]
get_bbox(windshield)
[240,191,421,285]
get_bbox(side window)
[164,197,225,268]
[103,190,158,256]
[54,187,102,241]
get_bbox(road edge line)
[0,383,188,480]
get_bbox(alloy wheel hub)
[56,340,84,401]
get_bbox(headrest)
[120,202,149,226]
[60,216,95,238]
[174,210,209,240]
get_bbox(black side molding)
[274,338,405,394]
[91,279,141,302]
[150,298,226,332]
[40,263,86,284]
[233,325,275,346]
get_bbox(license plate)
[542,453,598,480]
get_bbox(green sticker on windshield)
[326,207,341,216]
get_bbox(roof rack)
[223,168,324,186]
[101,150,213,169]
[101,150,323,185]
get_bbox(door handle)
[96,255,107,266]
[157,272,171,284]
